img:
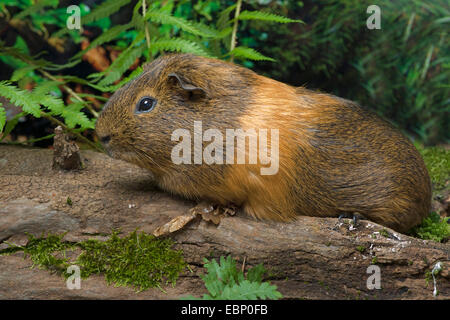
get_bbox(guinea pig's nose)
[100,135,111,144]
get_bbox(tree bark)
[0,145,448,299]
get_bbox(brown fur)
[96,54,431,233]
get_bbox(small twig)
[40,70,99,118]
[41,112,104,152]
[142,0,151,51]
[241,256,246,274]
[229,0,243,62]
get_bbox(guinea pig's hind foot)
[189,202,237,225]
[335,212,365,230]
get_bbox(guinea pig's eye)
[135,96,157,113]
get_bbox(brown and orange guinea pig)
[96,53,431,233]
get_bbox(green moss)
[371,257,378,265]
[356,245,366,253]
[409,212,449,243]
[0,230,187,292]
[380,229,389,238]
[415,144,449,192]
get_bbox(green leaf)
[98,44,145,87]
[237,11,304,24]
[11,65,38,82]
[74,23,133,59]
[229,47,275,62]
[247,263,266,283]
[13,0,56,20]
[82,0,131,25]
[151,38,211,57]
[217,4,237,29]
[217,280,282,300]
[0,81,41,117]
[39,94,65,116]
[63,103,95,129]
[0,111,25,141]
[101,66,144,92]
[0,105,6,133]
[145,9,219,38]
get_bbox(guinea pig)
[95,53,431,233]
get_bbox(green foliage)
[248,0,449,145]
[0,0,299,146]
[75,230,186,291]
[410,212,450,243]
[0,104,5,132]
[228,46,275,61]
[416,144,450,192]
[182,255,282,300]
[0,231,187,292]
[0,81,95,130]
[237,10,303,24]
[82,0,131,25]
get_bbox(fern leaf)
[145,10,219,38]
[83,0,131,25]
[39,94,65,116]
[229,47,275,62]
[247,263,266,283]
[218,280,282,300]
[0,105,6,133]
[0,47,49,68]
[151,38,211,57]
[102,66,144,92]
[63,103,95,130]
[74,23,132,59]
[98,44,145,87]
[13,0,59,19]
[0,111,25,141]
[237,10,304,24]
[11,65,38,82]
[0,81,41,117]
[31,81,61,96]
[217,4,237,29]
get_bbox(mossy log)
[0,145,448,299]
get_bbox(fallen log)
[0,145,448,299]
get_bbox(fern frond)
[39,94,65,116]
[98,44,145,87]
[82,0,131,25]
[102,66,144,92]
[237,11,304,24]
[0,105,6,133]
[0,47,49,68]
[145,10,219,38]
[228,47,275,62]
[216,280,282,300]
[13,1,54,20]
[11,65,38,82]
[0,81,41,117]
[63,103,95,129]
[31,80,61,96]
[74,23,133,59]
[217,4,237,29]
[151,38,211,57]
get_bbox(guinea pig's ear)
[168,73,206,100]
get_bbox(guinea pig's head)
[95,54,253,174]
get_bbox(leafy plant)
[0,0,301,147]
[182,255,283,300]
[0,230,187,292]
[416,144,450,192]
[410,212,449,243]
[248,0,449,145]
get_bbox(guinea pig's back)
[288,89,431,232]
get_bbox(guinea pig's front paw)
[189,202,237,225]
